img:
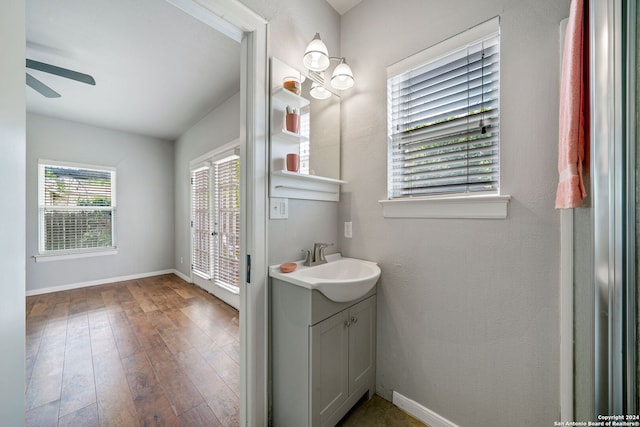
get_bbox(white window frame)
[380,17,510,219]
[36,159,117,262]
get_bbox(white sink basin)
[269,254,381,302]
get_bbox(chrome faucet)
[302,243,334,266]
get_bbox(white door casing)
[166,0,268,425]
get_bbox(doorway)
[164,1,269,425]
[191,142,241,309]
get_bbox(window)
[383,17,509,219]
[212,155,240,290]
[190,149,240,292]
[38,160,116,256]
[191,166,212,278]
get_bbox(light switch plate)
[270,197,289,219]
[344,221,353,238]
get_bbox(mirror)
[270,57,341,180]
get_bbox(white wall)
[26,113,175,292]
[0,0,26,422]
[339,1,569,426]
[174,93,241,278]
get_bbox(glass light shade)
[309,82,331,100]
[303,33,330,72]
[331,60,354,90]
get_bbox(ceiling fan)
[26,59,96,98]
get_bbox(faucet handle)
[314,242,334,249]
[315,243,334,262]
[301,249,311,265]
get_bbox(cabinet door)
[310,310,349,426]
[348,296,376,392]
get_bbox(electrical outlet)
[270,198,289,219]
[344,221,353,238]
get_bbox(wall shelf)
[272,129,309,144]
[270,170,347,202]
[271,87,310,110]
[270,66,342,202]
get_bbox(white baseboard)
[26,269,178,296]
[392,391,460,427]
[173,269,191,283]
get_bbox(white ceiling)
[26,0,241,140]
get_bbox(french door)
[191,146,240,309]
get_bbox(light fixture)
[303,33,330,72]
[310,82,331,99]
[330,58,354,90]
[303,33,355,92]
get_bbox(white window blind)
[387,20,500,199]
[213,155,240,289]
[38,161,115,253]
[299,110,310,174]
[191,166,212,279]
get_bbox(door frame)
[166,0,268,425]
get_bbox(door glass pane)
[214,156,241,289]
[191,166,212,279]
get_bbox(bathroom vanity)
[270,255,380,427]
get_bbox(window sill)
[379,194,511,219]
[34,248,118,263]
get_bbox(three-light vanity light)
[302,33,355,99]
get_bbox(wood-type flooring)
[25,274,239,426]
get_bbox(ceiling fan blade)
[26,73,61,98]
[26,59,96,86]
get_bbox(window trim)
[37,159,117,259]
[34,248,118,263]
[384,16,510,219]
[379,193,510,219]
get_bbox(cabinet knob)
[344,320,351,327]
[351,316,357,324]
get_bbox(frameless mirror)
[270,57,341,180]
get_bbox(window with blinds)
[387,19,500,199]
[213,155,240,290]
[191,154,240,290]
[191,166,212,279]
[38,161,115,253]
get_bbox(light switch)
[344,221,353,238]
[270,197,289,219]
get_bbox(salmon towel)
[555,0,589,208]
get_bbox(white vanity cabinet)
[271,278,376,427]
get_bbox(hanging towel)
[555,0,589,208]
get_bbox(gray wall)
[240,0,342,265]
[174,93,241,278]
[339,1,569,425]
[26,113,175,292]
[174,0,342,273]
[0,0,26,422]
